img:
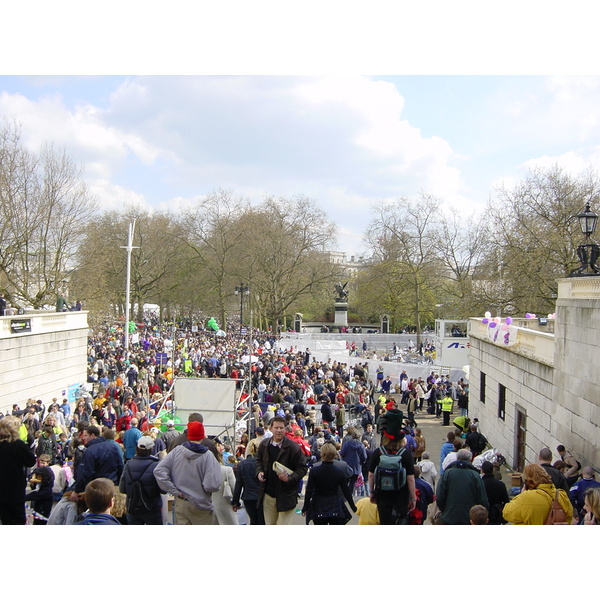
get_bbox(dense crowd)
[1,323,599,526]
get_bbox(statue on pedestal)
[335,282,349,303]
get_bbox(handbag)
[222,471,233,500]
[544,490,570,525]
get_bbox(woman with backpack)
[368,408,416,525]
[502,463,573,525]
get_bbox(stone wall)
[469,277,600,472]
[468,336,556,470]
[0,312,88,414]
[554,279,600,469]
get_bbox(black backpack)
[477,434,488,453]
[126,463,154,515]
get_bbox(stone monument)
[334,282,349,327]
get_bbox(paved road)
[285,405,510,525]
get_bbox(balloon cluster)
[128,321,137,333]
[525,312,555,319]
[207,317,219,331]
[481,311,513,345]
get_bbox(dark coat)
[74,437,124,493]
[482,473,510,524]
[340,438,367,475]
[320,403,334,423]
[0,439,37,503]
[25,479,55,520]
[541,463,570,495]
[465,431,486,454]
[232,455,261,505]
[256,436,308,512]
[119,454,163,513]
[436,460,489,525]
[301,461,356,524]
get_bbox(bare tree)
[365,193,442,342]
[239,196,340,330]
[434,211,490,318]
[484,165,600,315]
[71,208,186,322]
[178,189,251,329]
[0,121,97,308]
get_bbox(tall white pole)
[122,220,139,352]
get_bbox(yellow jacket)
[502,483,573,524]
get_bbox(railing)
[469,318,555,367]
[557,276,600,299]
[0,311,89,339]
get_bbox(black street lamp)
[234,282,250,331]
[569,201,600,277]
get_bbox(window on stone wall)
[498,384,506,420]
[480,371,486,404]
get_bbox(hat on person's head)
[382,408,405,441]
[137,436,154,450]
[166,419,174,427]
[187,421,205,441]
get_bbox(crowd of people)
[1,323,598,526]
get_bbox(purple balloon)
[505,316,512,325]
[482,318,489,324]
[489,322,497,328]
[525,313,532,318]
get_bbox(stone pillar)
[294,313,303,332]
[334,302,348,327]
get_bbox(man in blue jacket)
[123,417,142,460]
[73,425,124,493]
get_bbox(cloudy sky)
[2,5,600,258]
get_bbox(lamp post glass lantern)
[569,201,600,277]
[234,282,250,331]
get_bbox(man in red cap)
[154,420,222,525]
[166,412,217,455]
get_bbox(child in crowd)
[355,496,380,525]
[25,466,55,524]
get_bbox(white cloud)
[523,148,600,176]
[0,76,476,245]
[87,179,147,212]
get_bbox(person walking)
[436,448,488,525]
[232,447,264,524]
[256,416,308,525]
[153,421,222,525]
[340,427,367,493]
[480,460,509,524]
[119,436,164,525]
[502,463,573,525]
[0,416,37,524]
[368,408,416,525]
[301,441,357,525]
[123,418,142,461]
